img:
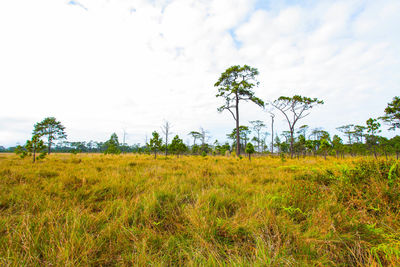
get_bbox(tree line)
[5,65,400,162]
[214,65,399,159]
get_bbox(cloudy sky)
[1,0,399,146]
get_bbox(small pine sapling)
[245,142,255,161]
[25,135,47,163]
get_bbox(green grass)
[0,153,399,266]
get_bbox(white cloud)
[0,0,399,146]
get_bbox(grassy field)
[0,153,399,266]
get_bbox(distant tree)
[69,141,88,153]
[366,118,381,137]
[305,139,316,156]
[144,134,149,153]
[261,131,270,153]
[274,136,281,153]
[161,121,172,156]
[251,136,259,152]
[213,139,220,155]
[269,111,275,154]
[366,118,381,158]
[120,129,129,154]
[215,65,264,155]
[95,142,105,153]
[188,128,210,154]
[245,142,255,161]
[33,117,67,154]
[336,124,354,145]
[188,131,201,147]
[319,138,332,160]
[200,143,212,154]
[249,120,265,153]
[295,134,306,157]
[241,126,251,151]
[297,125,309,138]
[275,135,289,153]
[353,125,367,143]
[295,125,309,157]
[215,142,231,155]
[227,126,251,153]
[281,131,291,144]
[336,124,366,156]
[390,136,400,159]
[307,129,330,156]
[148,131,162,159]
[380,96,400,131]
[104,133,121,154]
[332,135,344,158]
[310,128,328,141]
[271,95,323,158]
[198,127,210,146]
[377,136,391,160]
[169,135,187,157]
[191,144,200,155]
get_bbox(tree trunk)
[33,146,36,163]
[290,128,294,159]
[235,95,240,156]
[154,151,157,159]
[165,138,168,157]
[248,153,251,161]
[324,151,327,160]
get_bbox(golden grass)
[0,153,399,266]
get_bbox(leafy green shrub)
[294,169,337,185]
[344,159,397,184]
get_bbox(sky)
[0,0,399,147]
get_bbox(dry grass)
[0,153,399,266]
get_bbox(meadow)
[0,153,399,266]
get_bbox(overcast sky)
[1,0,399,147]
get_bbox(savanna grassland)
[0,153,399,266]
